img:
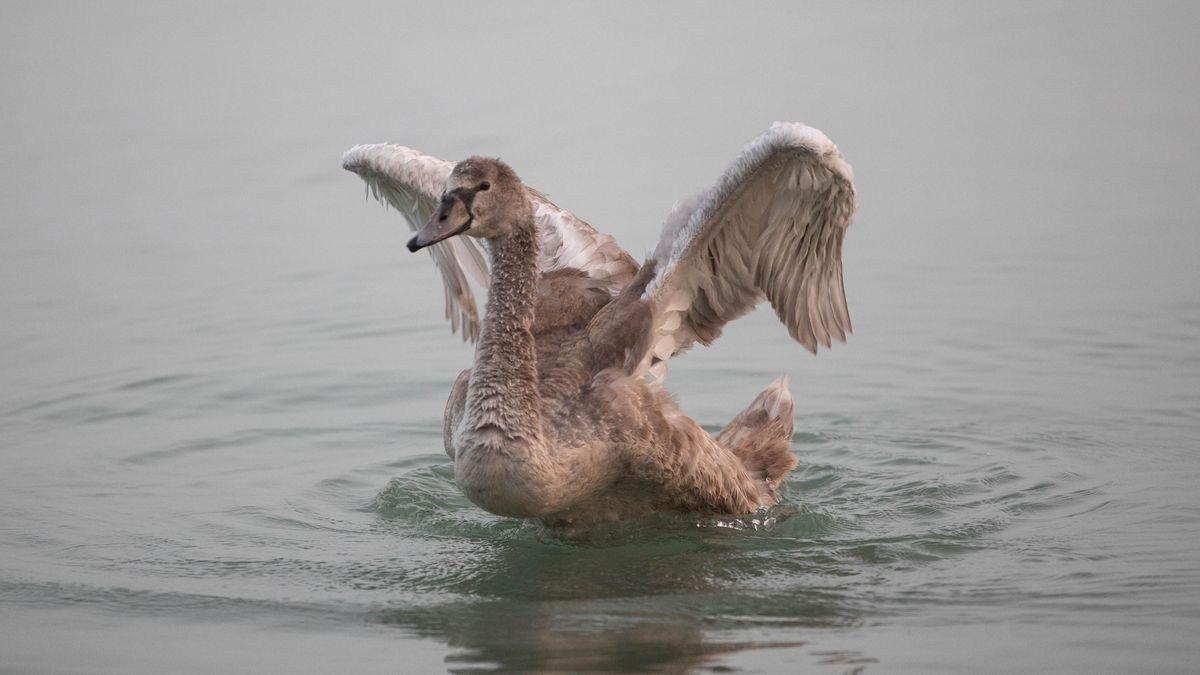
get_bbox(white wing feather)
[342,144,638,340]
[342,123,851,362]
[530,190,638,297]
[343,144,488,341]
[638,122,856,376]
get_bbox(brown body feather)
[442,163,795,526]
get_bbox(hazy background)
[2,2,1198,673]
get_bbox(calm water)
[3,2,1199,673]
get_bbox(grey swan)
[342,122,856,527]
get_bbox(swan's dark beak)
[407,190,474,252]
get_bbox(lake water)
[2,2,1199,673]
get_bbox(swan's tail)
[716,376,797,496]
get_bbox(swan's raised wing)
[343,144,489,341]
[343,145,638,341]
[636,122,856,377]
[529,189,639,297]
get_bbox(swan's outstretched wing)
[635,122,856,377]
[529,189,639,297]
[342,144,638,340]
[343,144,488,341]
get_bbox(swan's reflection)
[370,516,867,673]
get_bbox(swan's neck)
[464,222,543,442]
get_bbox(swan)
[342,122,855,527]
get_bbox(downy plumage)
[342,122,856,526]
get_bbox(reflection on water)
[377,599,809,674]
[3,1,1200,673]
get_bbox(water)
[2,2,1199,672]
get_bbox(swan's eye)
[478,181,490,191]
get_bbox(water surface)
[2,2,1199,673]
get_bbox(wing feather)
[343,145,638,340]
[530,191,638,296]
[637,122,856,377]
[343,144,487,341]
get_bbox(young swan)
[408,157,796,526]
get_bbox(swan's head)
[407,156,530,252]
